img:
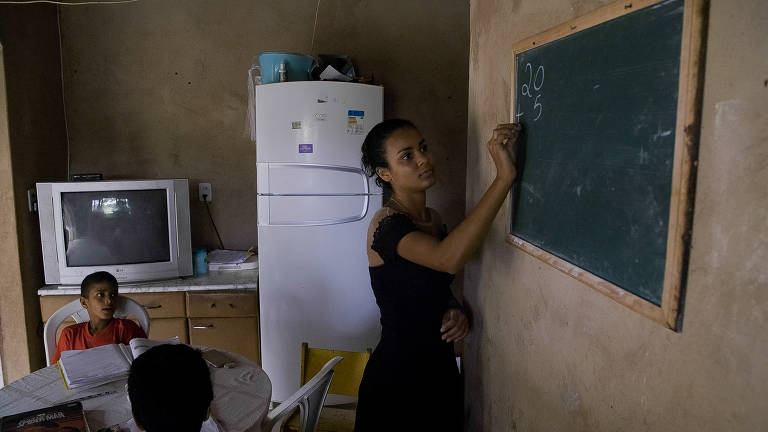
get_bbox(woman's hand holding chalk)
[488,123,522,184]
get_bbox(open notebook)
[58,337,180,390]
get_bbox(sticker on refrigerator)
[291,121,302,130]
[298,144,313,154]
[346,110,365,135]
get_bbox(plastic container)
[258,52,315,84]
[193,248,208,275]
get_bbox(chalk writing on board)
[516,62,545,122]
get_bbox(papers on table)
[128,336,180,358]
[319,65,353,82]
[206,249,254,265]
[58,344,132,389]
[58,337,180,389]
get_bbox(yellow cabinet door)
[149,318,189,344]
[188,317,260,364]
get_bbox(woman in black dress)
[355,119,520,431]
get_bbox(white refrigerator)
[255,81,383,401]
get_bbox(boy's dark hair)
[128,344,213,432]
[361,119,417,190]
[80,271,118,297]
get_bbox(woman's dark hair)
[361,119,417,190]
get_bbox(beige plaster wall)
[0,5,69,380]
[310,0,470,227]
[0,43,25,385]
[59,0,469,251]
[465,0,767,430]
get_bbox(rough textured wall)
[311,0,469,228]
[0,5,69,379]
[0,44,25,385]
[60,0,469,251]
[465,1,767,430]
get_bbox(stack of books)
[58,337,180,390]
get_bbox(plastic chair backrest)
[43,296,151,365]
[262,356,343,432]
[300,342,371,397]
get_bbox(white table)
[0,349,271,431]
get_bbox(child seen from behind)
[128,344,214,432]
[50,271,147,365]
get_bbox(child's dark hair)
[361,119,417,190]
[128,344,213,432]
[80,271,118,297]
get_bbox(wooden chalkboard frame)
[507,0,706,330]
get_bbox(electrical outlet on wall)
[199,183,212,202]
[27,188,38,212]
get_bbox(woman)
[355,119,520,431]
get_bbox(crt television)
[36,179,193,285]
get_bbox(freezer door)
[258,195,370,226]
[257,163,370,195]
[255,82,383,167]
[257,162,381,226]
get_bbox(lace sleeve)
[371,213,417,263]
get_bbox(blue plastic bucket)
[258,52,315,84]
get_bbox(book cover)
[0,401,89,432]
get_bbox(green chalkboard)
[510,0,687,307]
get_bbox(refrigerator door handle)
[257,163,372,195]
[258,194,371,227]
[361,193,370,225]
[258,193,372,197]
[257,163,380,227]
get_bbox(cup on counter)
[193,248,208,275]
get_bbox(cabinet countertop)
[37,269,258,296]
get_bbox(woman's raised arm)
[396,123,521,274]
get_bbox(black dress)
[354,213,463,431]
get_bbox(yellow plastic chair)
[285,342,372,432]
[263,356,343,432]
[300,342,371,399]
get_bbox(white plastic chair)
[43,296,150,365]
[262,356,343,432]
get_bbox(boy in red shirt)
[50,271,147,365]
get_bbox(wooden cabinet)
[150,318,189,344]
[129,292,187,319]
[127,292,188,343]
[187,292,260,364]
[187,292,259,317]
[39,295,79,343]
[189,317,260,363]
[39,289,259,364]
[40,295,79,321]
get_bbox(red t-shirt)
[51,318,147,365]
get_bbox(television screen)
[61,189,171,266]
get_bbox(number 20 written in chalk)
[516,63,544,122]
